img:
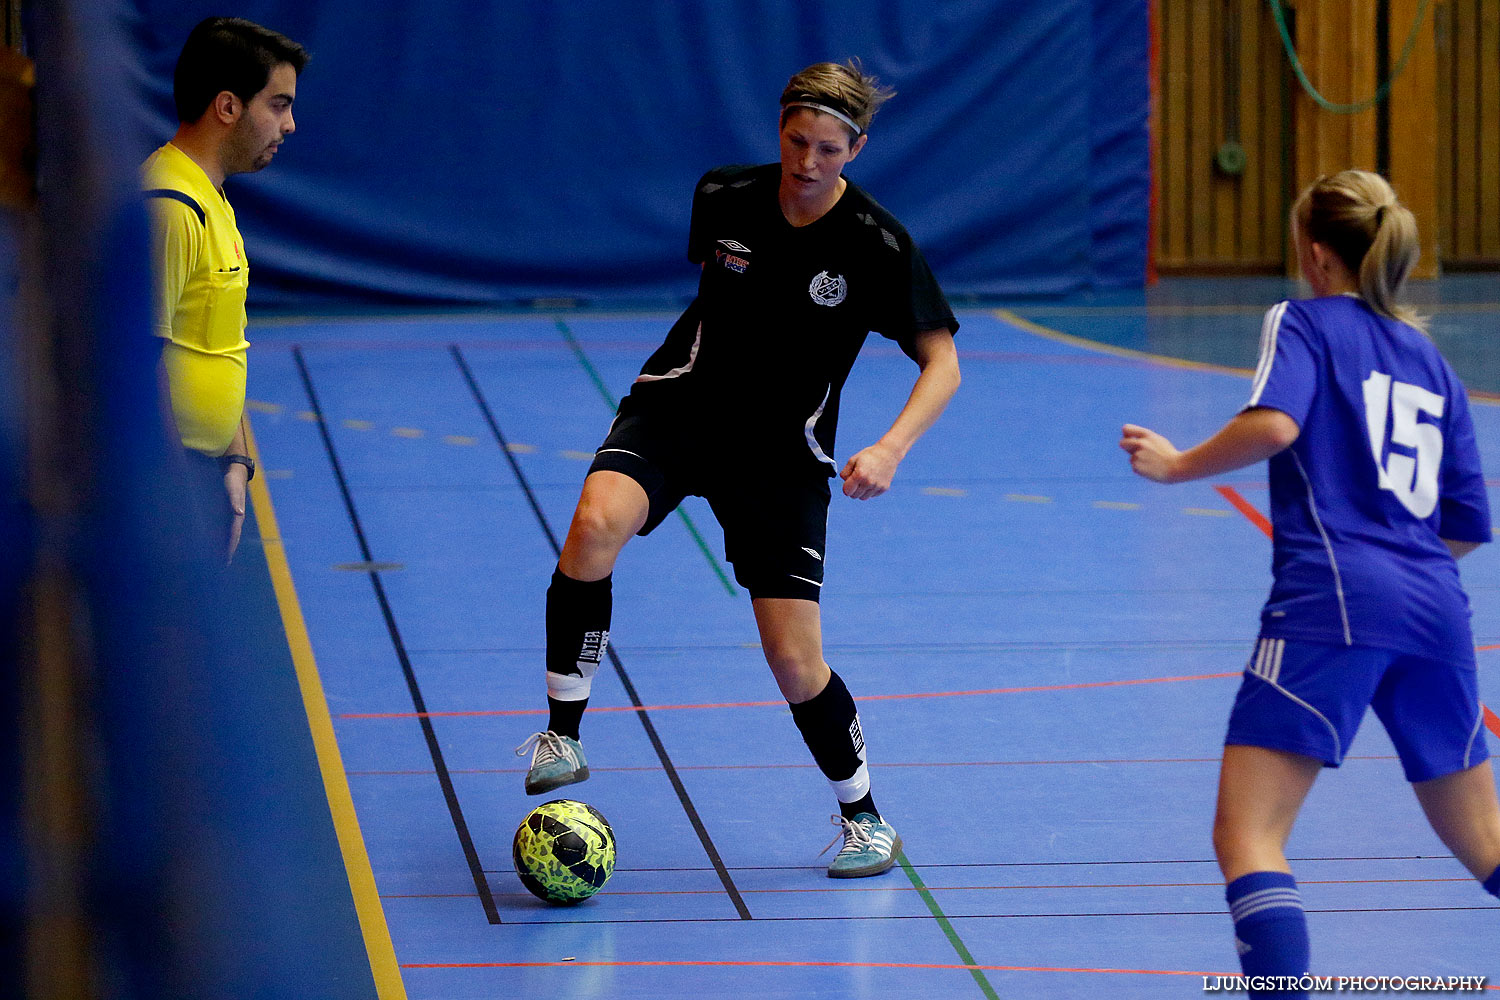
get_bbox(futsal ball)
[512,799,616,904]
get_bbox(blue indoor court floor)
[239,289,1500,999]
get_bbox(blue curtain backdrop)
[124,1,1149,309]
[13,1,375,994]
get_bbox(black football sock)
[546,696,587,742]
[544,568,611,740]
[838,793,879,822]
[788,670,878,821]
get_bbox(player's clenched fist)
[841,441,900,500]
[1120,423,1183,484]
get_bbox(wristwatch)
[222,454,256,480]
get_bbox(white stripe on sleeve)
[1246,301,1288,408]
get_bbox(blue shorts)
[1224,638,1490,783]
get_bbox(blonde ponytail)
[1292,171,1427,334]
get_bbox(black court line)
[512,854,1462,874]
[486,855,1459,874]
[450,343,753,921]
[292,346,503,925]
[464,904,1500,928]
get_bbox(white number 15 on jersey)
[1363,370,1444,519]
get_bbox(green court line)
[553,319,738,597]
[898,853,1001,1000]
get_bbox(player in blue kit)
[515,60,960,878]
[1121,171,1500,994]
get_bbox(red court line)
[399,960,1500,989]
[338,671,1240,719]
[1214,484,1273,537]
[1485,705,1500,740]
[401,959,1225,979]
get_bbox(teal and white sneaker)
[823,812,902,878]
[515,731,589,795]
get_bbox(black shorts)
[588,409,831,602]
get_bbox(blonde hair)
[779,59,893,137]
[1292,170,1426,333]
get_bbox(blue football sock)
[1483,864,1500,899]
[1227,871,1309,998]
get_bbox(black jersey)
[621,163,957,477]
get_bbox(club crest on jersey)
[715,239,751,274]
[808,271,847,307]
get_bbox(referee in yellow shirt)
[143,17,307,562]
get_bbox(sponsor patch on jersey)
[808,271,847,307]
[715,239,751,274]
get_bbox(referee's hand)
[840,442,900,500]
[223,463,249,564]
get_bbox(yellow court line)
[993,309,1255,378]
[995,308,1500,407]
[245,424,408,1000]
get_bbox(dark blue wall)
[124,1,1149,308]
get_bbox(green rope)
[553,319,739,597]
[1268,0,1431,114]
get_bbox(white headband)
[783,100,862,136]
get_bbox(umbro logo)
[715,239,751,274]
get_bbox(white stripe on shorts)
[1250,638,1286,685]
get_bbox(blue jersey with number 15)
[1246,294,1491,662]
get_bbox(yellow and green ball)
[512,799,616,904]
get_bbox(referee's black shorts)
[587,408,831,602]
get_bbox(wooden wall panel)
[1189,2,1214,259]
[1293,1,1378,190]
[1239,0,1263,258]
[1259,1,1287,263]
[1437,0,1500,267]
[1480,0,1500,252]
[1435,0,1454,263]
[1450,0,1478,258]
[1155,0,1500,275]
[1213,4,1238,259]
[1387,0,1439,279]
[1156,0,1288,271]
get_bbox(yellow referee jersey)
[141,142,250,457]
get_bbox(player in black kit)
[517,60,960,878]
